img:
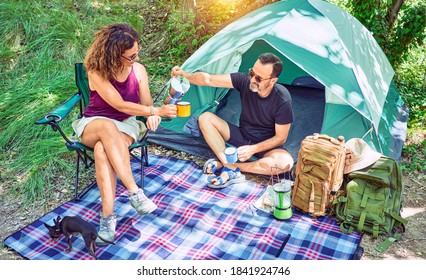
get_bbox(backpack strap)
[389,211,408,225]
[375,233,402,253]
[340,218,355,234]
[309,182,315,215]
[356,213,380,238]
[358,188,381,238]
[374,212,407,252]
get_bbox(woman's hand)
[146,115,162,131]
[157,104,177,118]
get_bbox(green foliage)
[387,2,426,67]
[395,47,426,129]
[401,136,426,173]
[0,0,89,201]
[344,0,426,68]
[144,10,210,78]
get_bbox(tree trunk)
[386,0,404,29]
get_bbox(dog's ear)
[54,215,61,226]
[43,223,51,230]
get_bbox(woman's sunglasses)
[249,68,273,83]
[121,46,142,62]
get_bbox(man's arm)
[237,123,291,162]
[171,66,234,89]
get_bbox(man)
[171,53,294,188]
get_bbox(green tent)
[149,0,408,161]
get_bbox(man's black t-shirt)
[230,72,294,143]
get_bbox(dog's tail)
[95,234,115,245]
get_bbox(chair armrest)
[136,116,172,122]
[35,93,82,125]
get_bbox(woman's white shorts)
[71,116,147,142]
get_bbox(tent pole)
[363,124,383,154]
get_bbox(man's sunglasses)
[249,68,273,83]
[121,46,142,62]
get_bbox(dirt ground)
[0,143,425,260]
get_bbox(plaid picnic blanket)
[4,154,361,260]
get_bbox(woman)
[72,23,177,245]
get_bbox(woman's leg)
[81,119,139,194]
[93,140,117,217]
[81,118,156,218]
[91,140,118,244]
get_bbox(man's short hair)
[258,53,283,78]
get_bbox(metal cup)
[169,76,190,104]
[177,101,191,117]
[224,146,238,164]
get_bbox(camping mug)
[224,146,238,164]
[177,101,191,117]
[273,179,293,220]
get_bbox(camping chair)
[35,63,149,201]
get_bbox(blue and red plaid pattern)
[4,154,361,260]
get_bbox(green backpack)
[332,156,407,252]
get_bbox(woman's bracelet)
[150,106,155,116]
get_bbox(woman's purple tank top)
[84,67,140,121]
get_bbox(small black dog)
[44,215,114,259]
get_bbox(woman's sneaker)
[129,188,157,215]
[96,214,116,246]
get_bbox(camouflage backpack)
[292,133,346,217]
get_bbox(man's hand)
[171,66,185,77]
[236,145,256,162]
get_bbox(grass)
[0,0,425,206]
[1,1,90,202]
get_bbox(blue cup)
[224,147,238,163]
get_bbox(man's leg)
[199,112,293,184]
[199,112,248,186]
[235,148,294,175]
[208,149,293,186]
[198,112,231,166]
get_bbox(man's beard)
[250,80,271,92]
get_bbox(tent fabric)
[149,0,407,161]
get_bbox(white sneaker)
[96,214,116,246]
[129,188,157,215]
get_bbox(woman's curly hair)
[84,23,140,81]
